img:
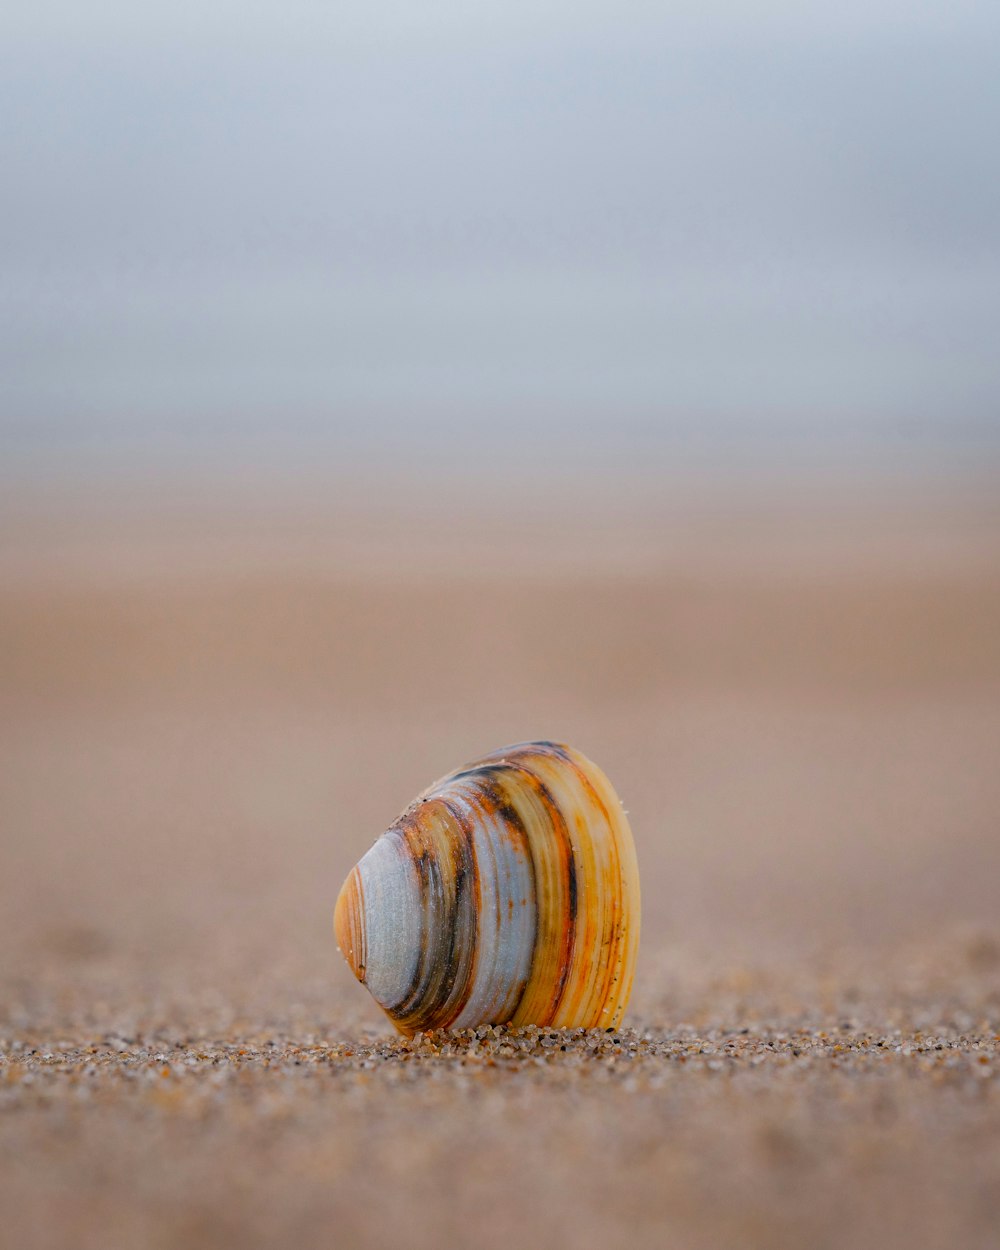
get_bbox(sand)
[1,477,999,1250]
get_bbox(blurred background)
[3,0,1000,1011]
[1,3,999,1246]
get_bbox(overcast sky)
[2,1,998,476]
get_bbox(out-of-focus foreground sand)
[2,476,999,1250]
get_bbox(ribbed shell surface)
[334,741,640,1035]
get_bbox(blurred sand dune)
[3,477,999,984]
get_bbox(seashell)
[334,741,640,1035]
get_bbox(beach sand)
[2,478,999,1250]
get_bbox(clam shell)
[334,741,640,1035]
